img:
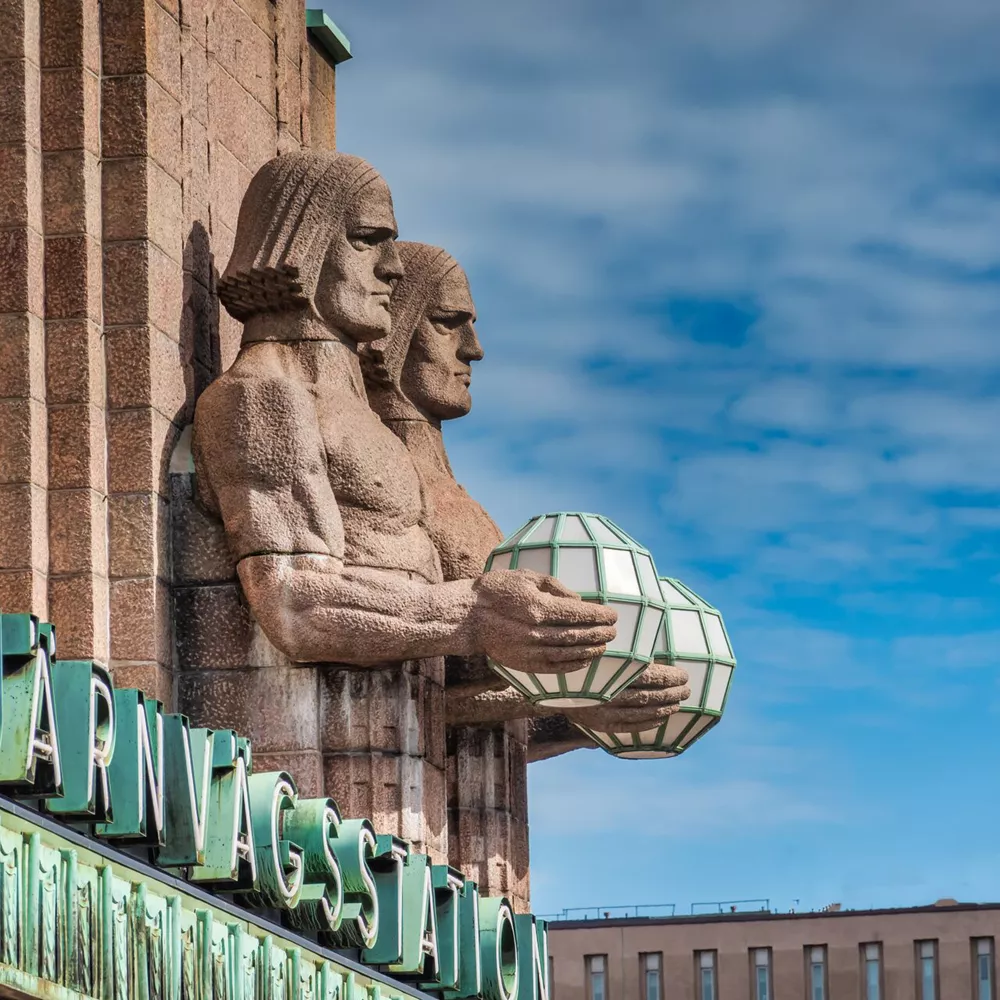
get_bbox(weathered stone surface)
[48,487,105,575]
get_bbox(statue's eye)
[350,227,393,247]
[431,312,469,330]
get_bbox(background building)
[547,902,1000,1000]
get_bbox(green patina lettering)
[285,796,346,934]
[363,834,409,964]
[0,615,61,797]
[46,660,114,820]
[95,689,164,843]
[0,612,550,1000]
[513,917,548,1000]
[188,731,257,888]
[478,898,518,1000]
[245,770,305,909]
[327,818,379,951]
[421,866,466,993]
[388,853,439,979]
[158,716,214,867]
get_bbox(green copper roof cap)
[306,9,352,64]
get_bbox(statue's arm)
[527,716,593,762]
[194,375,481,665]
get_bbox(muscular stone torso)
[197,341,443,586]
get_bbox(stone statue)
[359,242,690,738]
[190,153,617,859]
[359,241,690,898]
[194,152,615,676]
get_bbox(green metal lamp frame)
[485,513,667,708]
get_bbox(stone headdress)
[218,151,382,321]
[360,242,459,418]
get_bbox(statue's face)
[400,267,483,420]
[314,175,404,342]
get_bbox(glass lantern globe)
[574,577,736,759]
[483,512,667,708]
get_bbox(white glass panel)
[679,713,715,745]
[635,554,660,597]
[670,609,709,654]
[637,726,662,743]
[705,664,733,712]
[659,579,693,606]
[865,944,880,961]
[537,672,561,694]
[603,549,641,596]
[681,661,709,707]
[755,949,769,967]
[560,515,591,542]
[635,608,662,660]
[561,664,594,693]
[588,656,629,692]
[586,518,626,545]
[516,547,552,575]
[699,952,715,970]
[645,954,660,971]
[810,947,825,963]
[662,710,693,742]
[609,601,640,652]
[608,660,647,695]
[489,550,513,572]
[505,669,541,695]
[502,520,538,548]
[594,731,616,749]
[614,731,638,744]
[978,939,993,957]
[655,620,669,655]
[704,613,732,658]
[530,515,558,543]
[557,547,600,593]
[590,957,604,973]
[920,942,935,959]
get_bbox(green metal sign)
[0,613,548,1000]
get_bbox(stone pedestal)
[321,662,448,863]
[447,721,530,912]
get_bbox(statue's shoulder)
[196,355,315,426]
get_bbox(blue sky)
[323,0,1000,916]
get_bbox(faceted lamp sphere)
[575,577,736,759]
[484,513,667,708]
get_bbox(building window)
[807,945,827,1000]
[587,955,607,1000]
[917,941,938,1000]
[862,943,882,1000]
[975,939,995,1000]
[752,948,771,1000]
[696,951,717,1000]
[641,953,661,1000]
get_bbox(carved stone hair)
[218,151,382,321]
[360,242,458,391]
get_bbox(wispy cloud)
[327,0,1000,913]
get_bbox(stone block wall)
[0,0,340,699]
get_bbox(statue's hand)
[470,569,617,675]
[561,662,690,731]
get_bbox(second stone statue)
[190,151,617,864]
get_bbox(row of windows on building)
[581,937,996,1000]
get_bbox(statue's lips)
[456,372,471,386]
